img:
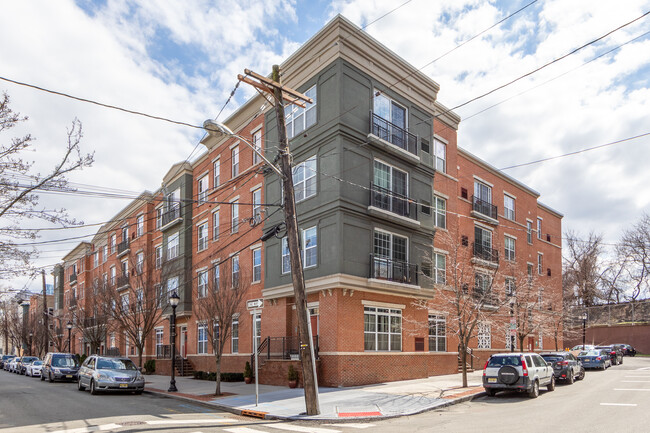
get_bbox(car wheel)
[77,379,86,391]
[40,373,45,381]
[567,370,575,384]
[547,375,556,392]
[577,367,585,381]
[485,388,496,397]
[528,380,539,398]
[90,379,98,395]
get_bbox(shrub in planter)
[144,359,155,374]
[244,361,252,384]
[287,365,299,388]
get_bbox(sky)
[1,0,649,294]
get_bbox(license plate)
[488,378,497,383]
[66,375,73,378]
[119,383,128,388]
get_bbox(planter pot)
[244,377,252,384]
[288,380,298,389]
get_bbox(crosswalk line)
[224,428,271,433]
[266,424,341,433]
[323,424,375,429]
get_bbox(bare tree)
[616,213,650,301]
[563,231,605,307]
[0,92,94,279]
[194,258,247,396]
[71,280,111,355]
[48,314,68,353]
[100,247,164,367]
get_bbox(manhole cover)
[120,421,146,426]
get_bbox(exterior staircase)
[173,357,194,377]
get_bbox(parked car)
[571,344,595,351]
[41,352,80,382]
[595,345,623,366]
[18,356,39,375]
[25,360,44,377]
[77,355,145,395]
[483,352,555,398]
[6,357,20,372]
[623,344,637,357]
[540,352,585,384]
[578,349,612,370]
[0,355,15,369]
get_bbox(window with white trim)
[213,210,220,240]
[110,234,116,254]
[232,146,239,177]
[282,238,290,274]
[232,255,240,289]
[527,221,533,244]
[213,159,220,188]
[504,236,516,261]
[434,139,446,173]
[537,218,542,240]
[167,232,179,260]
[252,129,262,165]
[198,175,209,204]
[102,246,107,263]
[252,188,262,220]
[136,215,144,237]
[197,223,208,252]
[373,160,408,216]
[252,248,261,283]
[538,253,543,275]
[231,201,239,233]
[231,318,239,353]
[293,156,317,202]
[198,323,208,354]
[504,195,515,220]
[121,293,129,312]
[364,306,402,351]
[93,252,98,268]
[166,276,179,297]
[285,85,316,138]
[433,252,446,284]
[155,246,162,269]
[197,270,208,298]
[213,263,220,290]
[156,207,163,229]
[136,252,144,274]
[428,315,446,352]
[303,226,317,268]
[505,277,516,297]
[434,196,446,229]
[155,329,164,357]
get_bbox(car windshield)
[97,358,137,370]
[52,357,80,368]
[579,351,601,356]
[541,355,563,362]
[33,361,43,366]
[488,356,521,367]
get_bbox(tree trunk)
[460,343,468,388]
[214,355,222,396]
[138,347,143,368]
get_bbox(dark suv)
[41,352,80,382]
[540,352,585,384]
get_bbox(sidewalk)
[144,369,485,421]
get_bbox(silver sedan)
[77,355,145,395]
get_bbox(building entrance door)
[180,326,187,358]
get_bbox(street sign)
[247,299,264,310]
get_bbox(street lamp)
[168,291,180,393]
[29,332,33,356]
[581,312,588,351]
[66,321,73,353]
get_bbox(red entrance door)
[527,336,535,351]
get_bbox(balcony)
[471,195,498,223]
[472,242,499,266]
[117,274,130,289]
[368,112,419,163]
[370,183,418,220]
[369,254,418,286]
[161,206,182,229]
[117,239,130,258]
[69,273,77,285]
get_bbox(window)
[110,333,116,348]
[231,146,239,177]
[477,323,491,349]
[282,238,290,274]
[527,263,534,281]
[285,85,317,138]
[213,159,220,188]
[166,276,179,297]
[504,195,515,220]
[197,270,208,298]
[434,139,446,173]
[232,255,240,289]
[364,306,402,351]
[538,253,543,275]
[231,201,239,233]
[198,323,208,354]
[252,129,262,165]
[136,252,144,274]
[537,218,542,240]
[102,246,107,263]
[434,196,446,229]
[505,277,516,297]
[156,207,163,229]
[197,223,208,251]
[166,188,180,211]
[124,333,130,357]
[428,315,446,351]
[252,248,261,282]
[110,234,116,254]
[121,225,129,243]
[155,246,162,269]
[110,266,116,286]
[231,318,239,353]
[433,252,446,284]
[504,236,516,261]
[167,232,179,260]
[136,215,144,237]
[373,160,408,216]
[198,175,209,204]
[475,273,492,297]
[213,210,220,240]
[374,91,406,132]
[213,262,220,290]
[93,252,98,268]
[121,293,129,312]
[252,188,262,220]
[474,226,493,260]
[373,230,408,280]
[474,181,492,204]
[303,227,317,268]
[155,329,164,357]
[527,221,533,244]
[121,259,128,278]
[293,156,317,202]
[136,288,143,312]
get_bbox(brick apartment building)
[51,15,562,387]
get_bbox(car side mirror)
[547,362,552,367]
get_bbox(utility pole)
[42,270,49,354]
[235,66,320,415]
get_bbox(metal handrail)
[472,195,498,220]
[369,111,417,155]
[370,183,417,219]
[473,242,499,263]
[370,254,418,285]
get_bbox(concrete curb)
[144,387,486,422]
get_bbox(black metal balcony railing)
[473,242,499,263]
[370,112,417,156]
[370,183,417,220]
[250,335,319,371]
[117,274,129,288]
[370,254,418,285]
[472,195,498,220]
[69,273,77,284]
[162,206,181,227]
[117,239,129,255]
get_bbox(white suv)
[483,352,555,398]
